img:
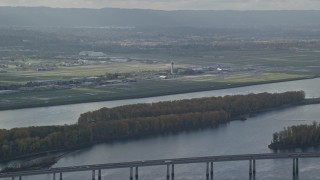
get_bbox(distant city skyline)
[1,0,320,10]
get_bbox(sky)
[1,0,320,10]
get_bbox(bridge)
[1,152,320,180]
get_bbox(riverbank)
[0,75,316,111]
[1,92,319,170]
[0,156,58,173]
[0,92,305,161]
[269,122,320,150]
[0,151,75,173]
[232,97,320,121]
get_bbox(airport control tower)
[171,61,174,74]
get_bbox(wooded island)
[0,91,305,161]
[269,122,320,150]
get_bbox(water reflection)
[1,78,320,129]
[1,79,320,179]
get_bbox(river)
[1,78,320,180]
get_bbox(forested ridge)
[0,91,305,161]
[269,122,320,150]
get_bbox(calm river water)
[1,78,320,180]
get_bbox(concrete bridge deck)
[1,152,319,179]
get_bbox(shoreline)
[0,76,317,111]
[1,94,319,164]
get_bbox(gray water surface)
[1,78,320,129]
[1,78,320,180]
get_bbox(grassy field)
[116,50,320,71]
[181,73,308,83]
[18,63,168,77]
[0,50,318,110]
[0,62,171,84]
[0,73,313,110]
[2,49,319,84]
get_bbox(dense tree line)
[0,111,227,160]
[91,110,229,140]
[0,91,305,160]
[79,91,305,123]
[269,122,320,150]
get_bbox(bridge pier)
[98,169,101,180]
[92,170,95,180]
[53,173,55,180]
[249,159,256,176]
[130,167,133,180]
[293,158,296,176]
[166,164,170,180]
[171,164,175,180]
[293,158,299,177]
[253,160,256,175]
[19,176,21,180]
[135,167,138,180]
[206,162,209,180]
[296,158,299,175]
[249,160,252,176]
[59,172,62,180]
[210,162,214,180]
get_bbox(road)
[1,152,319,179]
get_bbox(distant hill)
[0,7,320,28]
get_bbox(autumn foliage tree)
[269,122,320,150]
[0,91,305,160]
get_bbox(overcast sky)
[1,0,320,10]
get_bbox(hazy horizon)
[2,6,320,11]
[1,0,320,11]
